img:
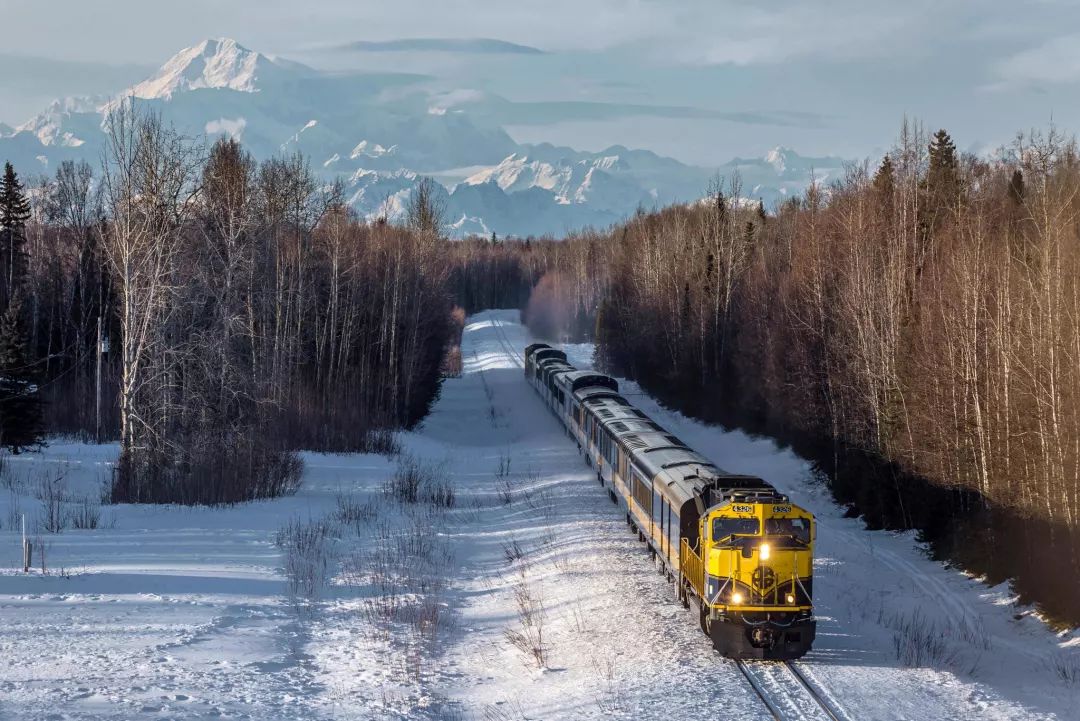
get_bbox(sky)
[1,0,1077,165]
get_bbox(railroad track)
[491,316,525,368]
[736,660,847,721]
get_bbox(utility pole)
[96,316,102,444]
[22,513,29,572]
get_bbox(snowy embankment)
[0,309,1077,720]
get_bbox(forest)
[5,111,1080,543]
[518,122,1080,548]
[0,106,456,504]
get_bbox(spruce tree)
[0,296,43,452]
[873,155,896,197]
[927,129,959,201]
[1008,168,1025,206]
[0,162,31,309]
[873,154,896,220]
[680,282,691,328]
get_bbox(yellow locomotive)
[525,343,816,660]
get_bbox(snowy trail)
[0,309,1077,720]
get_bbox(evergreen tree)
[874,155,896,197]
[680,282,691,328]
[0,162,31,310]
[927,129,959,201]
[1008,168,1025,206]
[714,187,727,225]
[0,296,43,452]
[873,154,896,220]
[757,199,767,224]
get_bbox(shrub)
[360,429,400,456]
[504,572,548,669]
[335,493,377,529]
[424,478,456,508]
[887,609,960,668]
[111,438,304,506]
[276,517,336,601]
[69,496,102,530]
[383,456,453,507]
[35,469,68,533]
[1047,651,1080,685]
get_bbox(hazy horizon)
[2,1,1077,165]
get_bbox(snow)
[765,145,792,173]
[0,310,1076,719]
[463,152,640,209]
[127,39,270,99]
[349,140,397,159]
[448,213,491,237]
[14,96,103,147]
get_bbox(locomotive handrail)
[680,538,705,598]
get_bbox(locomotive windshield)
[712,517,760,541]
[765,517,811,544]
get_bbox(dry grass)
[384,455,454,507]
[275,517,336,601]
[34,469,69,533]
[592,653,627,714]
[504,570,548,669]
[1047,651,1080,685]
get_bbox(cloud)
[336,38,545,55]
[652,1,949,66]
[205,117,247,140]
[484,101,827,128]
[991,34,1080,89]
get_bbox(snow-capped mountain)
[721,146,848,205]
[0,38,846,237]
[464,153,647,210]
[125,38,313,100]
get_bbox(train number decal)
[732,504,754,513]
[772,505,792,514]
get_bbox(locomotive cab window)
[765,517,811,545]
[712,517,760,542]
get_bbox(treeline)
[525,123,1080,533]
[2,106,455,504]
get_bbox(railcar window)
[665,509,673,556]
[712,517,760,541]
[765,517,811,544]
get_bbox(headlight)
[731,591,744,605]
[786,593,796,605]
[760,543,771,560]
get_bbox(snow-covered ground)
[1,309,1078,720]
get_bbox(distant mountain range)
[0,38,848,237]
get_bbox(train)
[524,342,816,660]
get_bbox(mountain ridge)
[0,37,848,237]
